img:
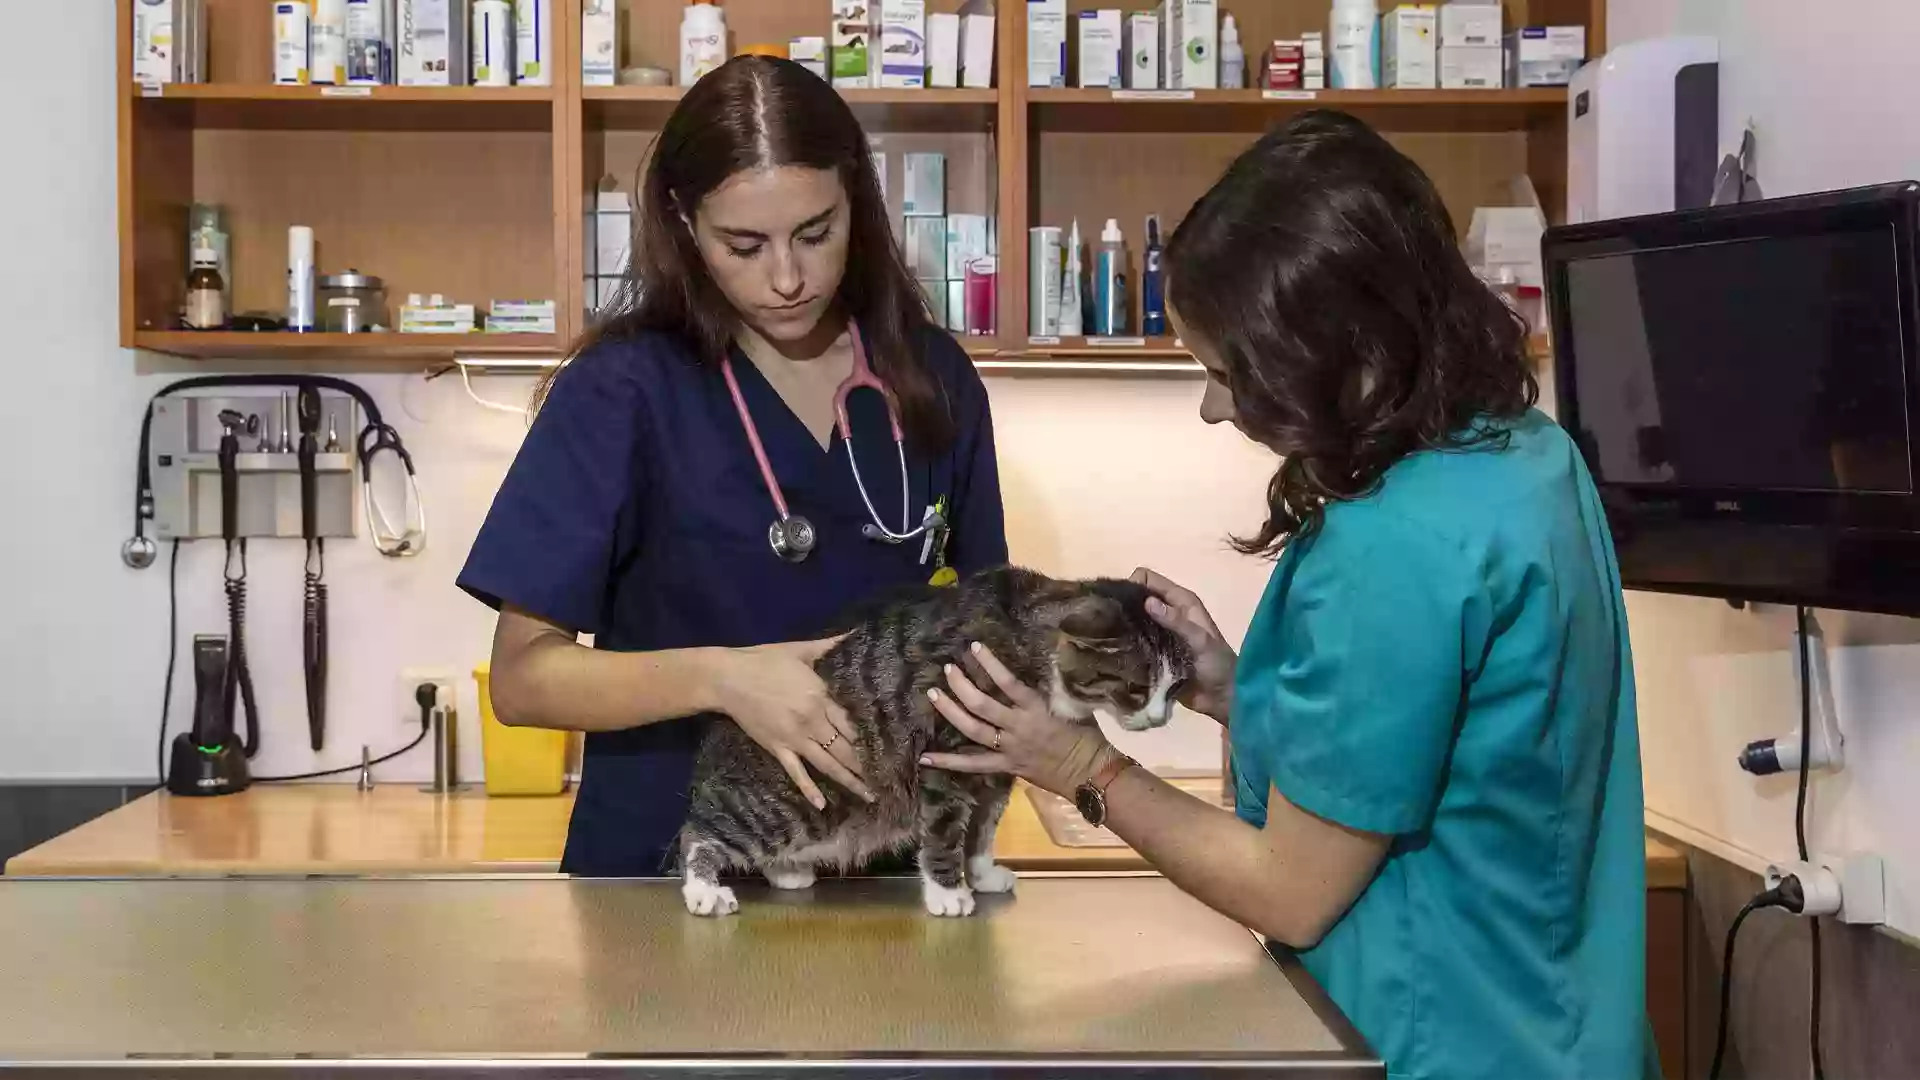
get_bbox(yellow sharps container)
[475,664,568,795]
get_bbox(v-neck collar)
[727,343,845,455]
[718,347,921,528]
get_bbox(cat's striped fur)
[679,565,1191,916]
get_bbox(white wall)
[1605,0,1920,937]
[0,3,1272,786]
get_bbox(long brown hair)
[1167,110,1537,555]
[539,56,954,453]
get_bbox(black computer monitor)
[1544,182,1920,615]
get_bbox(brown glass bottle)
[185,248,226,330]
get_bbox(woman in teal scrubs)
[924,111,1654,1080]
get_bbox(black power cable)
[155,539,183,787]
[1708,607,1830,1080]
[1794,606,1826,1080]
[1710,884,1792,1080]
[156,537,434,788]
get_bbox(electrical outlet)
[400,668,458,731]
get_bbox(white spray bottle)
[1059,219,1085,337]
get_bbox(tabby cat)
[679,565,1192,918]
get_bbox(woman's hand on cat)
[1133,568,1238,724]
[919,644,1115,799]
[713,638,875,810]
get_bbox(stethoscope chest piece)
[769,515,817,563]
[121,534,158,570]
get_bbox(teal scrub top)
[1231,409,1654,1080]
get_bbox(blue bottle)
[1093,218,1129,336]
[1142,215,1166,337]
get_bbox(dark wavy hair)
[539,56,953,452]
[1166,110,1537,555]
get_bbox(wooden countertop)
[5,782,1688,889]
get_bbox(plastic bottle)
[1093,218,1129,336]
[1330,0,1378,90]
[1142,214,1166,337]
[1219,14,1246,90]
[287,226,316,332]
[310,0,347,84]
[273,2,311,86]
[473,0,513,87]
[514,0,552,87]
[680,3,728,88]
[1058,220,1084,337]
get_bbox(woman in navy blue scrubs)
[458,56,1007,877]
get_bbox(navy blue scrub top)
[457,327,1008,876]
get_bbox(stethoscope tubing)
[724,322,929,554]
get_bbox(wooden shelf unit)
[118,0,1601,366]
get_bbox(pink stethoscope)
[720,322,941,563]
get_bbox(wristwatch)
[1074,751,1138,827]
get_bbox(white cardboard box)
[1507,26,1586,86]
[945,214,991,279]
[1078,10,1123,88]
[1027,0,1067,87]
[961,13,996,87]
[134,0,177,87]
[1125,12,1160,89]
[1440,2,1501,47]
[1164,0,1218,89]
[593,188,632,277]
[831,0,872,89]
[582,0,619,85]
[1440,44,1502,88]
[1381,5,1437,90]
[928,12,960,86]
[903,152,946,217]
[879,0,927,88]
[397,0,469,86]
[905,219,947,280]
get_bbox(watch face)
[1075,783,1105,826]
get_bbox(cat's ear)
[1055,595,1127,653]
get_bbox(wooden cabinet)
[118,0,1605,367]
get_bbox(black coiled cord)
[223,540,261,758]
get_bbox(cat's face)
[1044,583,1193,731]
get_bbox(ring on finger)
[817,731,840,751]
[993,730,1003,751]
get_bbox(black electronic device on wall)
[1545,182,1920,615]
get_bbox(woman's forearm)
[1099,770,1309,943]
[488,610,728,733]
[1098,765,1384,949]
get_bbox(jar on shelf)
[318,271,388,333]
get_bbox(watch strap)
[1091,751,1136,795]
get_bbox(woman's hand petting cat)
[1133,567,1238,724]
[712,638,876,810]
[920,643,1121,799]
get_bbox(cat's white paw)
[968,856,1017,894]
[763,864,816,891]
[922,879,977,917]
[682,879,739,917]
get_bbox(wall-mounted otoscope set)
[123,375,428,798]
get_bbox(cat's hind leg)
[916,773,977,916]
[965,776,1018,894]
[680,836,739,917]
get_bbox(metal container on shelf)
[318,270,388,333]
